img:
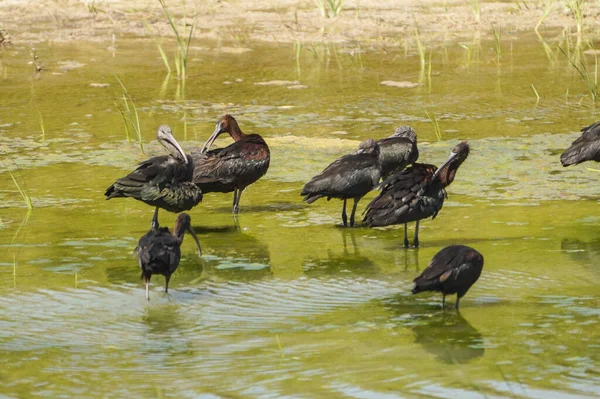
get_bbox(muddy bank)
[1,0,599,46]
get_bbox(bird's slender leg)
[442,294,446,309]
[145,277,151,301]
[232,189,238,212]
[234,189,243,214]
[349,198,359,227]
[403,223,409,248]
[151,207,160,231]
[455,295,460,310]
[414,220,420,248]
[341,199,348,227]
[165,274,171,294]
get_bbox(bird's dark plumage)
[561,121,600,166]
[192,115,270,214]
[301,139,381,227]
[135,213,202,300]
[105,125,203,229]
[412,244,484,309]
[377,126,419,179]
[364,142,470,247]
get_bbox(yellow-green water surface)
[1,32,600,398]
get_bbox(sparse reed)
[314,0,343,18]
[425,108,442,141]
[530,84,540,103]
[6,163,33,209]
[559,46,599,103]
[115,75,145,153]
[491,25,502,65]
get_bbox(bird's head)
[157,124,188,164]
[431,141,470,186]
[356,138,380,156]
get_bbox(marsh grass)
[276,334,285,358]
[314,0,343,18]
[564,0,584,35]
[470,0,481,22]
[491,25,502,65]
[535,1,555,32]
[143,19,171,75]
[414,18,426,71]
[158,0,194,94]
[530,84,540,103]
[424,108,442,141]
[5,162,33,209]
[37,107,45,140]
[559,46,599,102]
[115,76,145,153]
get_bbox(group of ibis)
[104,114,599,308]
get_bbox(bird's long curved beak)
[201,124,222,153]
[187,226,202,256]
[165,135,188,164]
[432,151,458,181]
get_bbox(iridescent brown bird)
[135,213,202,300]
[363,142,470,247]
[301,139,381,227]
[377,126,418,180]
[412,244,484,309]
[105,125,203,230]
[192,115,270,214]
[561,121,600,166]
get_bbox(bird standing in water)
[192,115,270,214]
[105,125,203,230]
[364,142,470,247]
[301,139,381,227]
[377,126,419,180]
[135,213,202,300]
[560,121,600,166]
[412,244,484,309]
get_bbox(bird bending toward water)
[301,139,381,227]
[192,115,270,214]
[377,126,418,180]
[105,125,203,230]
[135,213,202,300]
[364,142,470,247]
[561,121,600,166]
[412,244,484,309]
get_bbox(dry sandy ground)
[0,0,599,46]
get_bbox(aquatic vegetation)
[158,0,194,93]
[424,108,442,141]
[470,0,481,22]
[114,76,144,153]
[530,84,540,103]
[4,162,33,210]
[314,0,343,18]
[491,25,502,65]
[36,107,45,140]
[564,0,584,35]
[559,46,599,103]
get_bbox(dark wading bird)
[412,244,484,309]
[377,126,419,180]
[105,125,203,230]
[363,142,470,248]
[135,213,202,300]
[301,139,381,227]
[560,121,600,166]
[192,115,270,214]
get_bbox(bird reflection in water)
[411,311,484,364]
[303,229,378,277]
[194,224,272,282]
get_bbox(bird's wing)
[301,153,379,196]
[414,245,465,283]
[363,164,437,223]
[192,140,270,184]
[561,121,600,166]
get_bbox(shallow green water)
[1,31,600,398]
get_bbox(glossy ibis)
[135,213,202,300]
[560,121,600,166]
[192,115,270,214]
[377,126,418,180]
[301,139,381,227]
[363,142,470,247]
[105,125,203,230]
[412,244,484,309]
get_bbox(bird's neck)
[228,124,247,142]
[173,224,186,245]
